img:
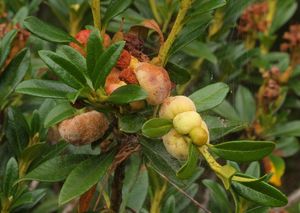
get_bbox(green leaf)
[140,139,185,187]
[19,143,50,166]
[29,141,68,169]
[2,158,19,197]
[166,62,191,85]
[142,118,172,138]
[107,84,147,104]
[124,167,148,211]
[11,188,47,210]
[58,45,87,73]
[232,180,288,207]
[202,179,231,213]
[190,0,226,16]
[183,41,217,64]
[270,0,297,33]
[119,114,145,133]
[209,141,275,162]
[235,85,256,123]
[39,50,86,89]
[5,108,30,158]
[245,162,261,178]
[16,79,76,99]
[21,155,87,182]
[203,115,247,141]
[30,110,41,136]
[189,82,229,112]
[120,154,145,212]
[268,121,300,137]
[169,13,212,56]
[162,196,175,213]
[24,16,76,43]
[38,99,57,123]
[93,41,125,88]
[87,30,103,78]
[0,49,30,108]
[212,100,240,121]
[246,206,269,213]
[0,29,17,67]
[44,102,76,128]
[58,151,115,205]
[276,137,300,157]
[176,143,199,179]
[102,0,133,27]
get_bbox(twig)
[91,0,101,31]
[157,171,211,213]
[156,0,193,66]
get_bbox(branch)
[91,0,101,31]
[156,0,192,66]
[111,161,126,212]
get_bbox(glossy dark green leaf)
[30,141,68,170]
[5,108,30,157]
[19,143,50,167]
[39,50,86,89]
[169,13,212,56]
[176,143,199,179]
[44,102,76,128]
[93,41,125,88]
[24,16,76,43]
[107,84,147,104]
[210,141,275,162]
[232,180,288,207]
[21,155,87,182]
[16,79,76,99]
[119,114,145,133]
[58,151,115,205]
[30,110,41,136]
[166,62,191,84]
[0,49,29,108]
[11,188,47,210]
[189,82,229,112]
[87,30,103,78]
[142,118,172,138]
[235,85,256,124]
[38,99,57,123]
[0,29,17,67]
[2,158,19,197]
[102,0,133,27]
[59,45,87,73]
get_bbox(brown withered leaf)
[79,184,97,213]
[142,19,164,45]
